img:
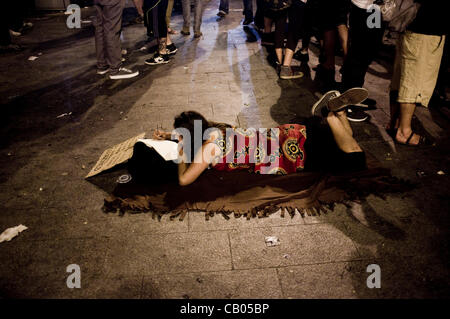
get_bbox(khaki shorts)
[391,31,445,107]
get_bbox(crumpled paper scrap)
[0,225,28,243]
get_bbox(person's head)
[173,111,231,162]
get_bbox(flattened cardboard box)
[85,133,145,178]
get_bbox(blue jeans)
[219,0,253,19]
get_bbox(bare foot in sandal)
[395,129,425,146]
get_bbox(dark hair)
[173,111,232,162]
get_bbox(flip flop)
[327,88,369,112]
[392,129,427,146]
[168,28,177,35]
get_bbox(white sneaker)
[109,67,139,80]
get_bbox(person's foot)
[243,17,253,25]
[394,129,426,146]
[311,90,341,117]
[194,32,203,38]
[346,107,369,122]
[327,88,369,112]
[261,32,274,46]
[217,10,227,17]
[180,28,190,36]
[109,67,139,80]
[166,43,177,55]
[293,49,309,62]
[168,27,177,34]
[279,66,304,80]
[97,66,110,75]
[145,53,170,65]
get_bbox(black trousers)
[272,2,305,51]
[342,3,385,91]
[144,0,168,38]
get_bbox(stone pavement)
[0,0,449,298]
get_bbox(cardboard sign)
[85,133,145,178]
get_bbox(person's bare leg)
[159,37,168,54]
[132,0,144,16]
[337,24,348,61]
[335,109,353,136]
[283,48,294,66]
[395,102,422,145]
[322,29,336,70]
[275,48,283,64]
[327,111,362,153]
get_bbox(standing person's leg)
[254,0,265,29]
[284,3,304,67]
[166,0,176,34]
[390,32,445,145]
[273,11,286,65]
[146,0,173,65]
[102,0,125,72]
[193,0,204,37]
[337,24,348,60]
[181,0,191,34]
[342,4,384,91]
[93,1,108,71]
[104,0,139,79]
[133,0,144,16]
[243,0,253,24]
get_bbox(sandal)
[327,88,369,112]
[168,27,177,35]
[391,129,427,146]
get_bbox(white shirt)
[352,0,375,9]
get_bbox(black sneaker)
[145,53,170,65]
[97,66,110,75]
[346,107,369,122]
[166,43,177,55]
[243,17,253,25]
[109,67,139,80]
[293,50,309,62]
[359,97,377,110]
[217,10,227,17]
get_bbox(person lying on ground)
[152,88,370,186]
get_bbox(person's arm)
[178,132,221,186]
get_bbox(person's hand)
[153,129,167,140]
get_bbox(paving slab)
[229,224,361,269]
[142,268,282,299]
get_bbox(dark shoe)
[327,88,369,112]
[145,53,170,65]
[194,32,203,38]
[166,43,177,55]
[346,107,369,122]
[97,66,110,75]
[109,67,139,80]
[217,10,227,17]
[293,50,309,62]
[134,16,144,24]
[243,17,253,25]
[180,28,190,36]
[359,97,377,110]
[311,90,341,117]
[279,66,304,80]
